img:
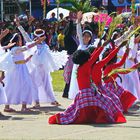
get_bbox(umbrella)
[46,7,70,20]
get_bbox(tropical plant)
[107,14,123,40]
[127,26,140,39]
[59,0,97,13]
[98,21,106,38]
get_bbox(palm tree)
[59,0,97,13]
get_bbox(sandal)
[21,108,32,112]
[4,108,16,113]
[51,101,61,106]
[0,112,5,116]
[32,104,40,109]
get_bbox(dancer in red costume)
[90,40,129,123]
[49,40,126,124]
[103,47,138,112]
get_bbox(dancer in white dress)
[68,11,94,99]
[0,29,11,115]
[30,29,65,107]
[115,24,140,107]
[0,34,45,112]
[14,18,67,107]
[0,71,7,105]
[121,36,140,101]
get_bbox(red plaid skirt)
[63,55,73,84]
[104,81,136,112]
[105,81,124,98]
[98,84,123,111]
[49,87,126,124]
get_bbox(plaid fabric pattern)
[105,81,124,98]
[59,87,122,124]
[63,55,74,84]
[99,84,123,111]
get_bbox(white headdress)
[83,30,93,37]
[34,29,45,37]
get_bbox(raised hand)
[28,16,35,25]
[14,15,20,26]
[77,11,83,23]
[3,42,16,50]
[0,29,10,40]
[129,25,134,31]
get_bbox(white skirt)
[4,63,37,105]
[31,65,56,103]
[68,64,79,99]
[0,84,7,104]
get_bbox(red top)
[91,47,120,86]
[77,46,103,90]
[104,52,128,83]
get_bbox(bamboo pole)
[131,0,135,24]
[57,0,60,20]
[1,0,4,22]
[29,0,32,16]
[43,0,47,19]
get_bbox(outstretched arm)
[104,63,140,80]
[15,15,32,43]
[15,36,46,54]
[111,47,129,69]
[76,11,83,46]
[115,25,133,46]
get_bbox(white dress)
[0,83,7,104]
[0,46,7,104]
[117,36,140,101]
[68,23,90,99]
[2,46,38,105]
[30,42,67,103]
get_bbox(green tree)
[59,0,97,13]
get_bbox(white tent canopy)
[46,7,70,20]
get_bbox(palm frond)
[59,0,79,10]
[82,0,97,13]
[107,68,136,77]
[127,26,140,39]
[109,12,117,17]
[98,21,106,38]
[107,15,122,40]
[62,6,78,12]
[59,0,95,13]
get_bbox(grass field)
[51,70,65,92]
[0,70,65,92]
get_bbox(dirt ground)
[0,93,140,140]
